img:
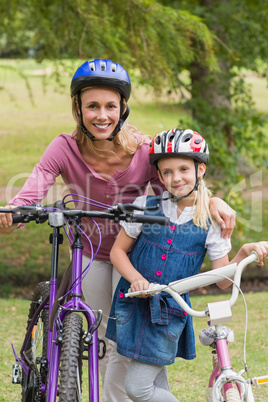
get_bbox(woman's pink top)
[9,133,164,260]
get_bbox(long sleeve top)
[9,132,164,260]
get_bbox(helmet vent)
[89,62,95,71]
[155,136,161,145]
[112,63,117,72]
[182,134,192,142]
[100,61,106,71]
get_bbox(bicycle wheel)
[21,282,50,402]
[225,387,241,401]
[58,313,83,402]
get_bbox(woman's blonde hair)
[71,91,146,158]
[193,176,214,230]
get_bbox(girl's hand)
[131,278,150,298]
[0,205,18,234]
[242,241,268,266]
[209,197,236,238]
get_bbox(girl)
[0,60,235,401]
[106,128,268,401]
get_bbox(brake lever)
[112,203,160,213]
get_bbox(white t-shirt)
[120,191,231,261]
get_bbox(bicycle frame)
[13,221,100,401]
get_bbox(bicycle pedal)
[252,375,268,386]
[98,339,106,360]
[12,364,22,384]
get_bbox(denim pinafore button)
[106,196,210,365]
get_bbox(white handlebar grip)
[251,250,259,262]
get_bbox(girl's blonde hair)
[193,177,214,230]
[71,91,146,157]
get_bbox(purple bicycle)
[1,195,169,402]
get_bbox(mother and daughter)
[1,58,266,401]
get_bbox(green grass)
[0,293,267,401]
[168,292,268,401]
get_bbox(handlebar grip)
[251,250,259,262]
[12,213,48,224]
[12,214,25,224]
[130,214,170,226]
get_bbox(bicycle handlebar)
[0,202,170,227]
[125,252,259,319]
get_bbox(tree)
[1,0,268,228]
[0,1,216,87]
[178,0,268,167]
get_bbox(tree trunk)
[189,58,234,149]
[189,0,234,148]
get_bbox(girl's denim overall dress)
[106,196,210,365]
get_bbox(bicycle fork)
[46,226,100,401]
[208,326,254,402]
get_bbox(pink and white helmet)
[149,128,209,166]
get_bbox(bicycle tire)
[21,282,50,402]
[225,387,241,401]
[206,387,213,402]
[212,351,218,370]
[58,313,83,402]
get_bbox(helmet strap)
[106,102,130,141]
[77,92,97,142]
[77,92,129,142]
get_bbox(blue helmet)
[71,59,131,142]
[70,59,131,101]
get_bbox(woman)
[0,59,235,401]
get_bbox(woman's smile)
[93,123,112,131]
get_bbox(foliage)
[175,1,268,158]
[1,0,268,242]
[0,0,216,88]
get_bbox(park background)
[0,1,267,400]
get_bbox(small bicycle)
[1,195,169,402]
[126,253,268,401]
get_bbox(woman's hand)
[0,205,18,234]
[209,197,236,238]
